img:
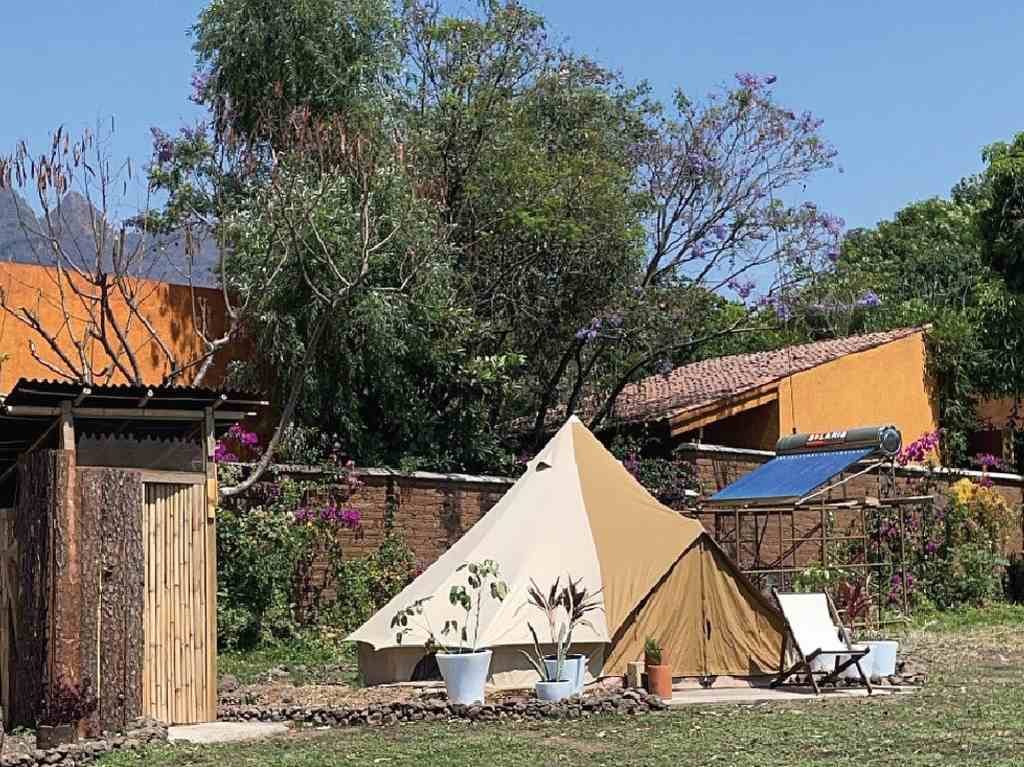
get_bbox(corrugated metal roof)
[2,378,265,410]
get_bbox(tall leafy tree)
[155,0,843,470]
[978,132,1024,291]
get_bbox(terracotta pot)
[37,723,78,750]
[644,664,673,700]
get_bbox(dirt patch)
[222,680,543,709]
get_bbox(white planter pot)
[864,640,899,677]
[535,679,574,702]
[837,644,869,681]
[543,654,587,695]
[436,650,492,705]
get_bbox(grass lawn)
[101,606,1024,766]
[219,632,359,686]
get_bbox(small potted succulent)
[36,677,98,750]
[643,637,672,700]
[392,560,508,705]
[518,575,603,701]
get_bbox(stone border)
[219,689,668,728]
[0,722,166,767]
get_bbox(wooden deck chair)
[770,589,872,695]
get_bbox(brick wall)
[677,443,1024,574]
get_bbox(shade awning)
[707,448,875,505]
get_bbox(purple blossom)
[150,127,174,164]
[339,508,362,529]
[760,293,791,321]
[180,122,209,143]
[924,540,939,555]
[820,212,845,237]
[972,452,1007,471]
[727,278,755,300]
[712,224,729,241]
[735,72,776,91]
[856,290,881,308]
[897,430,940,466]
[315,503,363,530]
[190,70,211,104]
[213,444,238,464]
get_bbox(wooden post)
[53,407,81,693]
[202,409,218,720]
[60,401,75,451]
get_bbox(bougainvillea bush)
[875,478,1015,611]
[215,426,417,649]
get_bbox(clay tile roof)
[612,327,924,424]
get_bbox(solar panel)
[707,448,875,505]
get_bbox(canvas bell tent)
[349,417,785,688]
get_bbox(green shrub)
[216,473,417,650]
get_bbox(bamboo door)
[142,480,216,724]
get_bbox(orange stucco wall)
[777,330,938,443]
[0,262,235,393]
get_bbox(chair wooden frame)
[770,588,873,696]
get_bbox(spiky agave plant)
[560,575,604,647]
[518,577,569,681]
[517,575,606,683]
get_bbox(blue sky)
[2,1,1022,230]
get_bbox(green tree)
[154,0,842,471]
[978,132,1024,291]
[192,0,401,141]
[791,192,1024,466]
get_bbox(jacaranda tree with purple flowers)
[547,72,843,437]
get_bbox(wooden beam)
[138,470,205,486]
[60,400,75,451]
[211,394,228,411]
[73,387,92,406]
[669,387,780,437]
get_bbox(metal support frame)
[700,495,930,626]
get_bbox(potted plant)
[518,575,604,701]
[392,559,508,704]
[643,637,672,700]
[520,620,573,702]
[36,677,98,750]
[554,576,603,694]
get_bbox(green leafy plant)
[644,637,663,666]
[391,560,508,653]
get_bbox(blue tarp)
[708,448,874,504]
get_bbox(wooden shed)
[0,379,266,729]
